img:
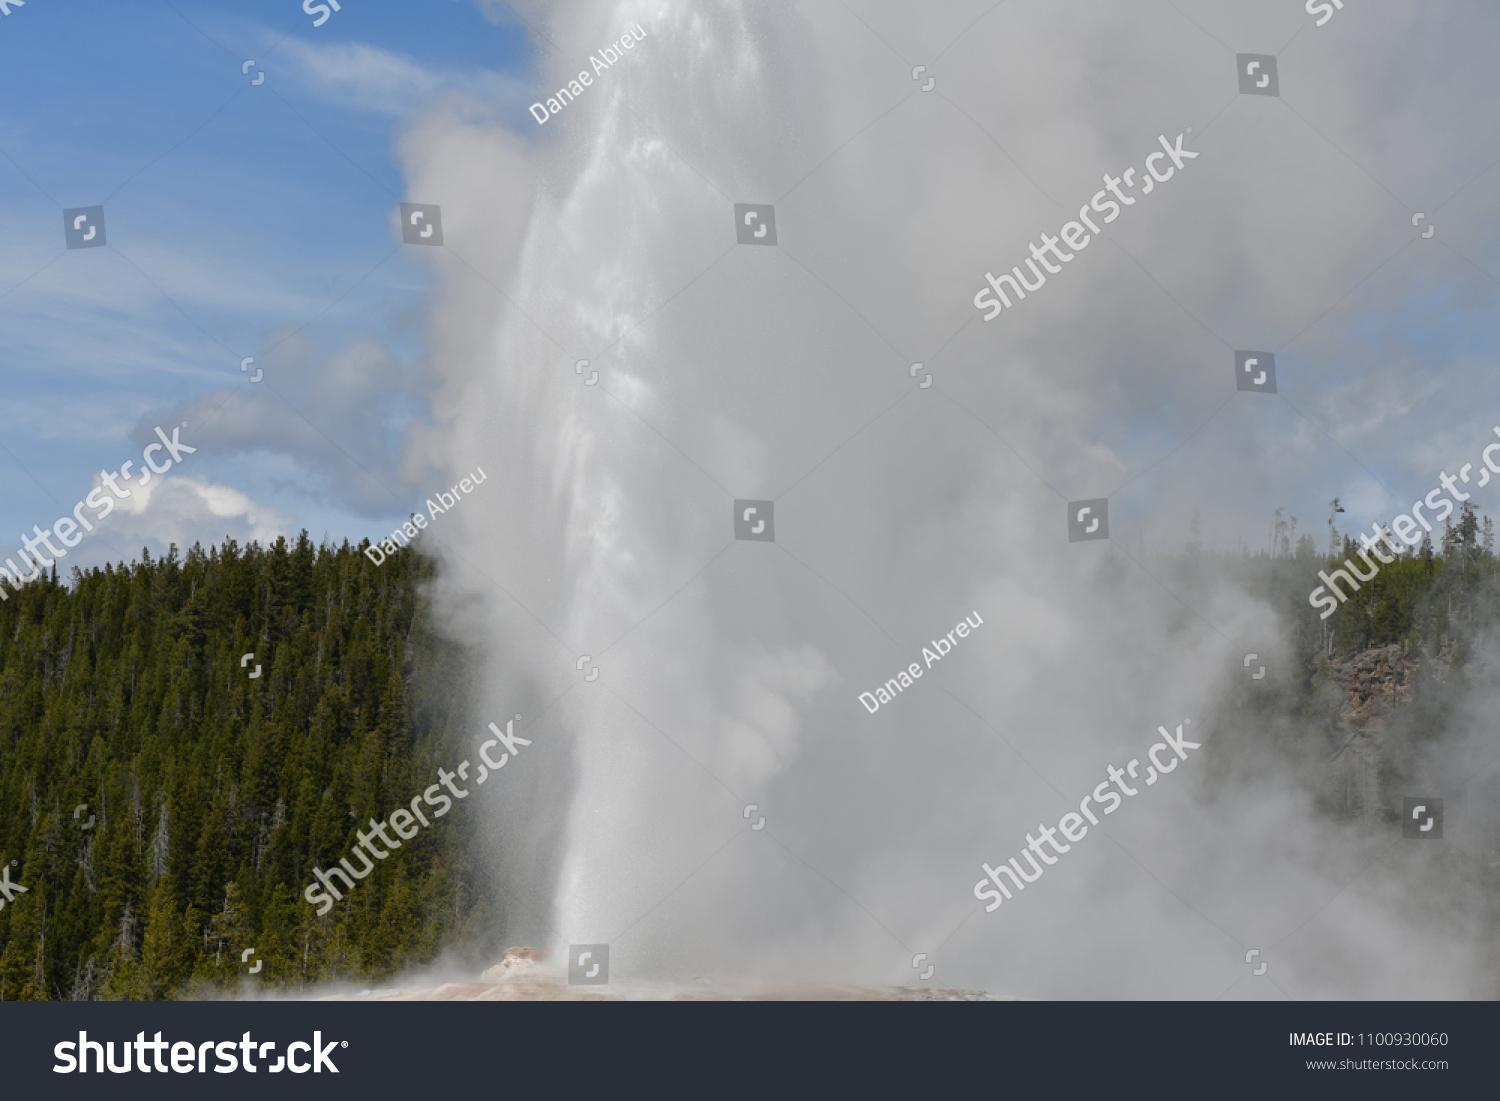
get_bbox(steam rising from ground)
[393,0,1500,996]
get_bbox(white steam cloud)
[388,0,1500,996]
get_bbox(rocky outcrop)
[1321,641,1450,821]
[1330,643,1416,738]
[479,945,549,982]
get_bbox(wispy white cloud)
[276,37,530,118]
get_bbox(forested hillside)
[3,506,1499,1000]
[1171,502,1500,848]
[0,535,489,1000]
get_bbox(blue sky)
[4,0,1500,579]
[0,0,533,569]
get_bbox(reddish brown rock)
[479,946,550,982]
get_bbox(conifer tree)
[0,536,484,999]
